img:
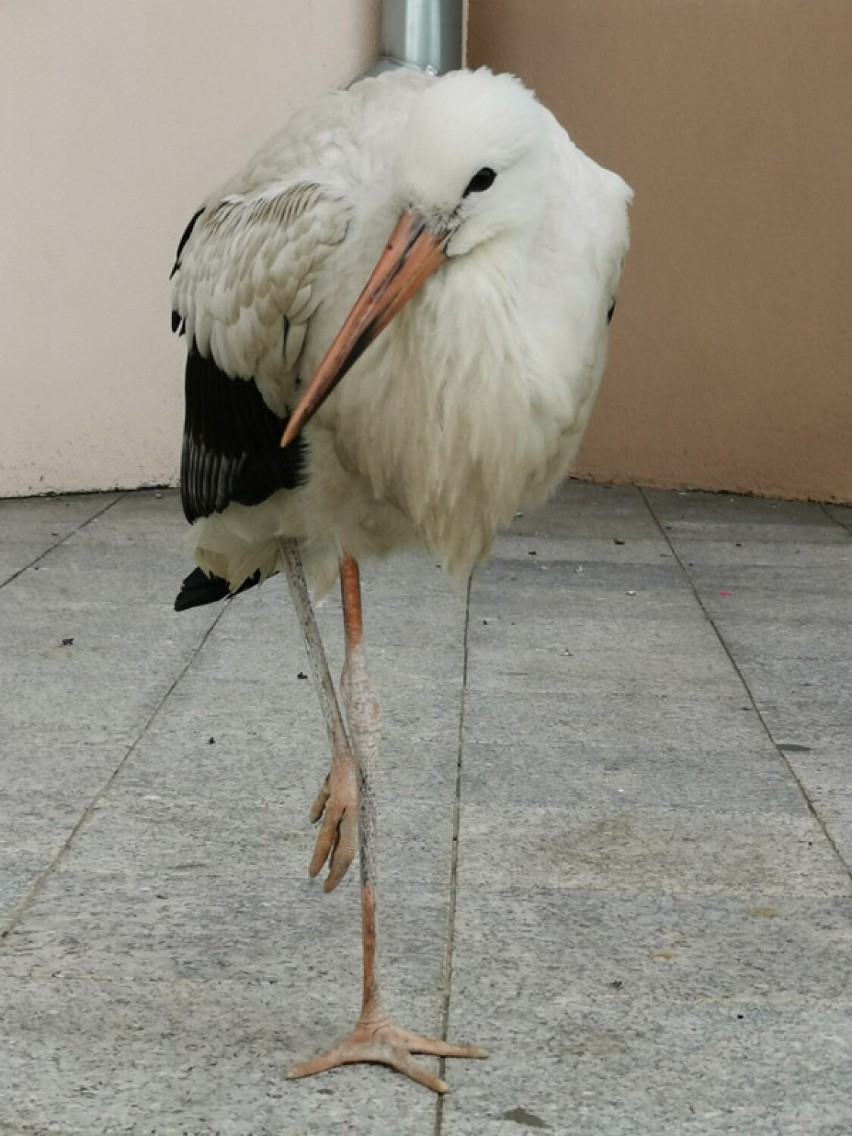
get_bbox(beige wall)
[470,0,852,502]
[5,2,849,502]
[0,0,379,497]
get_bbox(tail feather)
[174,566,263,611]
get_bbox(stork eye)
[463,167,497,197]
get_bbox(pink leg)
[287,554,486,1093]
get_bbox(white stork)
[171,67,631,1092]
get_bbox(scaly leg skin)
[279,539,357,892]
[287,554,487,1092]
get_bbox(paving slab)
[650,487,852,878]
[0,492,221,930]
[0,492,122,584]
[1,482,851,1135]
[441,992,852,1136]
[0,975,440,1136]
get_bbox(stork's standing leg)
[288,554,487,1093]
[279,539,357,892]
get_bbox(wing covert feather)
[171,181,348,522]
[172,181,349,394]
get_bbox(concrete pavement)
[1,482,851,1135]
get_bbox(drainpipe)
[361,0,464,77]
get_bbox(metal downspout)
[362,0,464,77]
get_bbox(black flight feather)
[174,566,265,611]
[180,340,307,523]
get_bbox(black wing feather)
[174,566,264,611]
[180,340,307,523]
[170,207,205,280]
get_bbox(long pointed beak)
[280,212,448,448]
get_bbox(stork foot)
[308,747,358,892]
[287,1016,487,1093]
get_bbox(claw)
[308,748,358,891]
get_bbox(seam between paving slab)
[0,606,228,949]
[434,572,472,1136]
[639,487,852,886]
[0,491,125,590]
[821,501,852,538]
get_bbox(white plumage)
[171,65,632,1093]
[172,67,631,595]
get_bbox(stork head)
[280,68,550,447]
[397,68,547,258]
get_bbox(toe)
[385,1048,449,1093]
[406,1035,488,1060]
[308,775,330,824]
[324,809,357,892]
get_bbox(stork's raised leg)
[287,554,487,1093]
[279,539,357,892]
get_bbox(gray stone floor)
[1,481,851,1136]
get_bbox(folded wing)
[171,181,350,522]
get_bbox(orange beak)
[280,212,448,448]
